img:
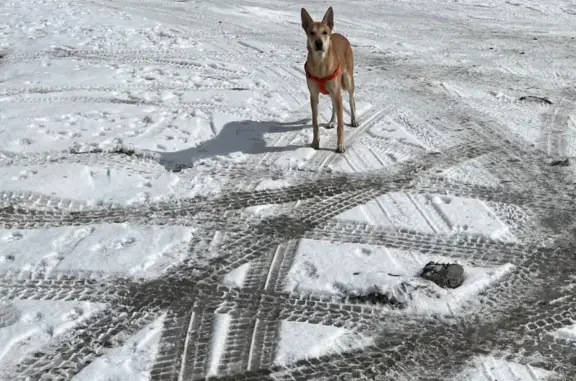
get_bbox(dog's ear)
[301,8,313,31]
[322,7,334,30]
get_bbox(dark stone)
[421,261,465,289]
[549,158,570,167]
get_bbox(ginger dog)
[301,6,358,153]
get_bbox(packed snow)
[274,321,372,366]
[1,0,574,378]
[455,356,556,381]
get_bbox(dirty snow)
[285,238,513,316]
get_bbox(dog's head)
[301,7,334,56]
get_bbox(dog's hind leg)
[326,101,336,129]
[343,72,359,127]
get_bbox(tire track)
[303,219,544,266]
[415,176,576,213]
[304,106,393,170]
[246,319,281,371]
[12,306,160,381]
[0,95,277,121]
[0,81,259,97]
[1,138,572,380]
[179,311,216,380]
[214,240,301,376]
[0,273,129,304]
[0,190,117,211]
[148,307,191,381]
[538,97,576,159]
[166,143,495,284]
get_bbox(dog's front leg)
[310,93,320,150]
[334,90,345,153]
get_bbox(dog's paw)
[324,122,335,129]
[335,145,346,153]
[350,119,359,127]
[311,141,320,150]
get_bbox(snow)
[274,321,372,365]
[455,356,556,381]
[553,324,576,343]
[206,314,231,378]
[1,0,573,378]
[1,225,193,278]
[337,193,517,241]
[222,263,251,288]
[0,300,104,371]
[285,239,513,316]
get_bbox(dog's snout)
[314,40,323,50]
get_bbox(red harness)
[304,62,342,95]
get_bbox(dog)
[301,6,358,154]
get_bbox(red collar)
[304,62,342,95]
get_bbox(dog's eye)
[310,31,315,36]
[323,31,328,35]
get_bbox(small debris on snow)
[0,255,16,262]
[421,261,465,289]
[339,283,406,308]
[344,291,405,307]
[518,95,553,105]
[549,158,570,167]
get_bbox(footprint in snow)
[114,236,136,250]
[2,231,23,242]
[14,138,33,145]
[298,261,319,279]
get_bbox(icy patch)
[0,301,104,371]
[274,321,372,366]
[285,239,512,316]
[455,355,556,381]
[222,263,251,288]
[71,316,164,381]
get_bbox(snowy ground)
[1,0,576,380]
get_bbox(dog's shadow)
[152,118,311,170]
